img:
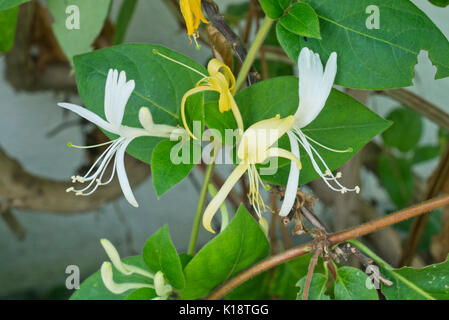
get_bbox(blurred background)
[0,0,448,299]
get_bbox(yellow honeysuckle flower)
[202,115,302,233]
[179,0,208,48]
[153,50,244,140]
[181,58,244,139]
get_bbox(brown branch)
[207,193,449,299]
[0,147,149,213]
[1,205,26,240]
[201,0,259,85]
[302,247,321,300]
[377,88,449,132]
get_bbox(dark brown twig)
[377,89,449,132]
[302,247,322,300]
[201,0,258,85]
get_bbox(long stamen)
[74,140,119,182]
[247,164,269,218]
[80,144,122,195]
[67,140,115,149]
[67,139,125,196]
[97,156,117,186]
[79,139,122,183]
[294,129,360,194]
[152,49,207,78]
[303,133,353,153]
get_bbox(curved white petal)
[138,107,178,138]
[100,239,154,278]
[154,271,172,298]
[202,162,248,233]
[115,139,139,207]
[139,107,155,131]
[104,69,135,127]
[100,238,132,275]
[294,48,337,129]
[58,102,119,134]
[279,131,301,216]
[100,262,153,294]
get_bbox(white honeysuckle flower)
[279,48,360,217]
[99,239,173,299]
[202,115,302,233]
[59,69,183,207]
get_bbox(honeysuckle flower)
[153,50,244,140]
[59,69,183,208]
[202,115,302,233]
[181,58,244,139]
[179,0,208,48]
[100,239,172,299]
[278,48,359,217]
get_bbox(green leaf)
[381,257,449,300]
[114,0,138,44]
[296,273,330,300]
[47,0,111,65]
[151,139,197,197]
[279,2,320,39]
[259,0,291,19]
[0,0,29,10]
[225,2,249,23]
[142,225,185,289]
[71,256,152,300]
[233,77,390,186]
[412,145,440,165]
[179,253,193,270]
[276,0,449,89]
[225,272,271,300]
[378,154,414,208]
[125,287,157,300]
[429,0,449,7]
[0,6,18,53]
[382,108,422,152]
[73,44,207,164]
[181,205,270,299]
[334,267,378,300]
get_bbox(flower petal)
[279,131,301,217]
[238,115,294,163]
[294,48,337,129]
[115,139,139,207]
[100,238,132,275]
[265,147,302,170]
[181,86,214,139]
[180,0,195,36]
[100,262,153,294]
[202,162,248,233]
[100,238,154,278]
[105,70,135,127]
[138,106,154,131]
[58,102,119,134]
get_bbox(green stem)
[187,161,216,255]
[235,17,274,91]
